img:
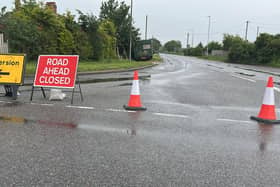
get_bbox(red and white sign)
[34,55,79,88]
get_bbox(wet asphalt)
[1,54,280,186]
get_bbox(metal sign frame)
[30,55,83,104]
[33,55,79,88]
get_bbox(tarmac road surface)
[1,54,280,186]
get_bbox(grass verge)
[198,56,228,62]
[25,55,161,75]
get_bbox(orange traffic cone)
[251,76,280,124]
[123,71,147,111]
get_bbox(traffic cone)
[251,76,280,124]
[123,71,147,111]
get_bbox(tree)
[151,38,161,53]
[223,34,243,51]
[228,41,255,63]
[61,11,92,60]
[184,43,204,56]
[222,35,255,63]
[1,1,76,59]
[163,40,182,53]
[1,0,139,61]
[206,41,222,53]
[98,20,117,59]
[255,33,275,64]
[78,11,103,60]
[100,0,140,58]
[14,0,21,10]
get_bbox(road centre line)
[217,118,253,124]
[106,108,136,113]
[153,112,190,119]
[66,105,95,110]
[30,103,54,106]
[231,74,256,82]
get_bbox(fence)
[0,33,8,54]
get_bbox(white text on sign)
[39,58,71,85]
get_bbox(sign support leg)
[11,85,19,100]
[77,75,83,102]
[41,87,46,98]
[30,86,34,101]
[30,86,46,101]
[71,86,75,105]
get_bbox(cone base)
[123,105,147,111]
[250,116,280,124]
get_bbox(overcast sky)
[1,0,280,47]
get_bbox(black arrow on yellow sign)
[0,69,10,75]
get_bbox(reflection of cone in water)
[258,123,274,151]
[124,71,146,111]
[251,77,280,124]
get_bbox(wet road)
[1,54,280,186]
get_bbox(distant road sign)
[0,54,26,85]
[34,55,79,88]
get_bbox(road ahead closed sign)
[34,55,79,88]
[0,54,26,85]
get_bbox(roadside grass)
[199,55,280,68]
[150,54,162,62]
[25,55,162,75]
[198,55,228,62]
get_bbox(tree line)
[0,0,142,61]
[161,33,280,65]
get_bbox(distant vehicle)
[134,39,153,61]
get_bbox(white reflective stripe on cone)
[130,80,140,95]
[262,87,275,105]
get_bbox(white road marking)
[217,118,253,124]
[66,105,95,110]
[231,74,256,82]
[153,112,190,119]
[106,108,136,113]
[30,103,54,106]
[0,101,12,104]
[274,87,280,93]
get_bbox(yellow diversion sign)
[0,54,26,85]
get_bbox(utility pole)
[245,20,249,41]
[145,15,148,40]
[191,30,194,47]
[206,16,211,56]
[257,26,260,38]
[129,0,133,61]
[186,32,190,48]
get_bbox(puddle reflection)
[258,123,274,152]
[38,120,77,129]
[0,116,27,124]
[0,115,77,129]
[140,77,151,85]
[127,111,142,136]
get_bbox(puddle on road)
[207,64,224,69]
[78,111,142,136]
[0,116,27,124]
[0,115,77,129]
[119,83,133,87]
[37,120,77,128]
[234,72,255,77]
